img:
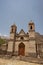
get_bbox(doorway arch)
[18,43,25,56]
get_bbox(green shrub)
[0,38,6,45]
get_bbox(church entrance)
[18,43,25,56]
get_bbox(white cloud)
[0,33,9,37]
[3,34,8,37]
[0,33,2,36]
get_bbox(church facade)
[7,21,43,58]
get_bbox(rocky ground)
[0,56,43,65]
[0,58,41,65]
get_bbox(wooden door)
[18,43,25,56]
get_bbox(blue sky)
[0,0,43,36]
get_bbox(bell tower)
[7,24,17,55]
[10,24,17,39]
[28,20,36,57]
[29,20,35,39]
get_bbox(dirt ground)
[0,58,42,65]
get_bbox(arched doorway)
[18,43,25,56]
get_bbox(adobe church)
[6,21,43,58]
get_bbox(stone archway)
[18,43,25,56]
